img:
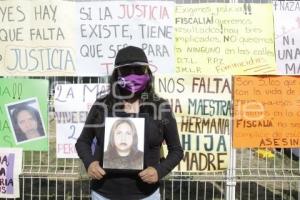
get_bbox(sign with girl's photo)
[103,117,145,170]
[0,78,48,151]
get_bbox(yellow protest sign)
[175,3,276,75]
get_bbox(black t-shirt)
[75,97,183,200]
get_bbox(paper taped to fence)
[0,148,22,198]
[54,83,109,158]
[175,3,276,75]
[233,76,300,148]
[273,1,300,75]
[0,0,175,76]
[0,78,49,151]
[155,75,232,172]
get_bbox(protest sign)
[273,1,300,74]
[0,79,48,151]
[0,0,76,76]
[0,148,22,198]
[54,83,109,158]
[0,1,175,76]
[233,76,300,148]
[155,75,232,172]
[76,1,175,75]
[175,3,276,75]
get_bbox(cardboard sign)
[155,75,232,172]
[54,83,109,158]
[233,76,300,148]
[0,78,48,151]
[0,1,175,76]
[175,3,276,75]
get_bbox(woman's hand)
[139,166,158,184]
[88,161,106,180]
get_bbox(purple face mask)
[117,74,150,94]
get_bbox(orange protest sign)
[233,76,300,148]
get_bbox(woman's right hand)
[88,161,106,180]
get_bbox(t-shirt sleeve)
[154,102,183,179]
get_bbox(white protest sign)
[75,1,175,75]
[273,1,300,74]
[54,83,109,158]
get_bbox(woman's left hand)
[139,166,158,184]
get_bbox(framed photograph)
[103,117,145,171]
[5,98,46,144]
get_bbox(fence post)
[225,146,237,200]
[226,88,236,200]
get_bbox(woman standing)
[76,46,183,200]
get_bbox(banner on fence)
[0,0,76,76]
[0,0,174,76]
[155,75,232,172]
[0,148,22,198]
[0,79,48,151]
[54,83,109,158]
[75,1,175,75]
[233,76,300,148]
[273,1,300,75]
[175,3,276,75]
